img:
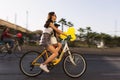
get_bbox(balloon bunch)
[60,27,76,41]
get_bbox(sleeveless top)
[43,27,53,34]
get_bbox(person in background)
[1,27,14,49]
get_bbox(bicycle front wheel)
[63,53,87,78]
[19,51,44,77]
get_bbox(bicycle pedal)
[47,62,54,70]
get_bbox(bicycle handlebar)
[61,35,72,45]
[64,35,72,41]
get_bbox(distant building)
[0,19,31,33]
[0,19,43,44]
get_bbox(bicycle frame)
[13,40,21,51]
[32,39,76,66]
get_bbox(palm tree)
[78,28,85,40]
[78,28,84,33]
[85,27,92,47]
[67,21,74,27]
[86,27,92,33]
[58,18,67,31]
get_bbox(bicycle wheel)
[14,45,23,58]
[19,51,44,77]
[0,46,8,57]
[63,53,87,78]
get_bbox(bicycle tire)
[14,45,23,58]
[19,51,44,77]
[63,53,87,78]
[0,46,8,57]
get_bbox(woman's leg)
[43,45,58,65]
[40,45,58,72]
[55,42,62,52]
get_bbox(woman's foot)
[40,64,50,73]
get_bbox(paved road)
[0,53,120,80]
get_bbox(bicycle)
[0,37,23,58]
[19,36,87,78]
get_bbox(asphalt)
[22,45,120,55]
[0,45,120,80]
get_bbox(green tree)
[58,18,67,31]
[86,27,92,33]
[78,27,98,47]
[78,28,85,40]
[67,21,74,27]
[58,18,74,31]
[85,27,92,47]
[100,33,112,47]
[78,26,120,47]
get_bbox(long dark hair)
[44,12,55,28]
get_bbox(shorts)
[50,36,57,45]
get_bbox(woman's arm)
[50,23,67,36]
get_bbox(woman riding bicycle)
[39,12,67,72]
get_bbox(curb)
[22,45,120,56]
[70,47,120,56]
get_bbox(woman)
[40,12,67,72]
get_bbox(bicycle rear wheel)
[14,45,23,58]
[19,51,44,77]
[0,46,8,57]
[63,53,87,78]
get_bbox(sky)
[0,0,120,36]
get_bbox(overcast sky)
[0,0,120,36]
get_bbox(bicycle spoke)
[19,51,44,77]
[63,53,87,78]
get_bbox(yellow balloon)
[70,34,76,41]
[60,32,67,39]
[67,27,75,34]
[60,27,76,41]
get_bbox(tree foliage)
[78,27,120,47]
[58,18,74,31]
